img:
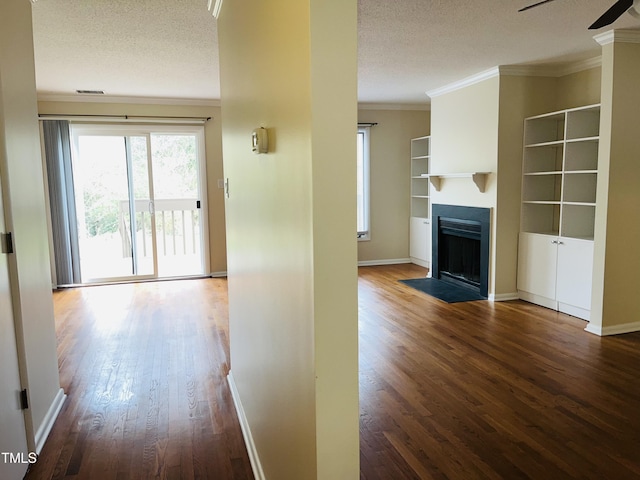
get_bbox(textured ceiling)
[32,0,219,101]
[31,0,640,105]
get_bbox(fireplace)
[432,204,490,298]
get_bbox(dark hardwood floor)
[25,278,253,480]
[358,264,640,479]
[25,265,640,479]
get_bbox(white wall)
[218,0,359,478]
[0,0,63,453]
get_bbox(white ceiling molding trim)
[358,102,431,111]
[37,94,221,107]
[208,0,223,18]
[426,67,501,99]
[498,65,559,77]
[557,56,602,76]
[501,58,602,77]
[594,28,640,46]
[427,56,606,99]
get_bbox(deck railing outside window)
[119,198,200,258]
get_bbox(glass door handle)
[149,201,155,215]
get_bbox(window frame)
[357,126,371,241]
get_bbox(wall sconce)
[252,127,269,154]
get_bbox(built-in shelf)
[428,172,491,193]
[410,136,432,267]
[520,103,600,239]
[517,104,600,322]
[410,136,431,218]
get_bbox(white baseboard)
[585,320,640,336]
[518,290,558,311]
[408,257,430,269]
[357,258,412,267]
[34,388,66,454]
[558,302,590,321]
[227,371,265,480]
[488,292,519,302]
[210,271,228,278]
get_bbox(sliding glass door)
[71,125,208,283]
[150,134,204,278]
[72,132,157,281]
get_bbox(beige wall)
[556,66,601,110]
[495,75,557,295]
[590,39,640,334]
[357,108,429,263]
[0,0,62,452]
[36,101,228,274]
[218,0,359,478]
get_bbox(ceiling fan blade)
[518,0,557,12]
[589,0,634,29]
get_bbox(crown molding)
[207,0,223,19]
[556,56,602,76]
[426,57,603,98]
[358,102,430,111]
[37,93,221,107]
[426,67,501,98]
[499,58,602,77]
[498,64,561,77]
[594,28,640,45]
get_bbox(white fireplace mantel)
[428,172,490,193]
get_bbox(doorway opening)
[70,125,209,284]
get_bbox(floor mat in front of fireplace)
[399,278,486,303]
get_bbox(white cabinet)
[518,233,593,320]
[556,237,594,314]
[517,105,599,320]
[517,232,557,301]
[409,136,431,268]
[409,217,430,268]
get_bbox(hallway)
[25,279,252,479]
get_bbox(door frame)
[0,171,31,479]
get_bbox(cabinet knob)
[551,240,558,244]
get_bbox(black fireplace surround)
[432,204,490,298]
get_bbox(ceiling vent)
[76,90,105,95]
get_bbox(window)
[357,126,370,240]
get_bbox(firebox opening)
[439,218,481,289]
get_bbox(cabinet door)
[409,217,429,263]
[556,237,594,310]
[517,232,558,299]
